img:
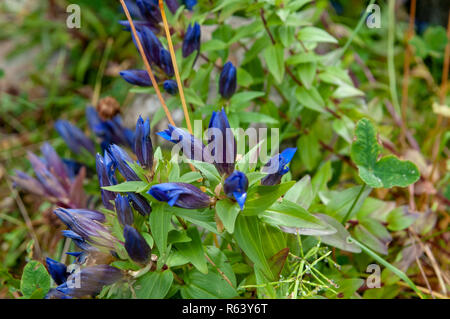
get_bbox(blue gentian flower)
[62,230,93,251]
[219,61,237,99]
[46,257,69,285]
[119,69,152,87]
[56,265,122,298]
[123,225,151,264]
[261,148,297,186]
[182,23,201,58]
[157,125,212,162]
[107,144,140,181]
[115,194,134,226]
[163,79,178,95]
[96,153,117,210]
[224,171,248,210]
[148,183,211,209]
[54,120,96,155]
[127,192,152,216]
[135,116,153,169]
[207,108,236,175]
[136,0,161,24]
[183,0,197,10]
[159,48,174,77]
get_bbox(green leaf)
[181,268,237,299]
[170,207,219,234]
[297,62,316,89]
[295,86,325,113]
[351,118,420,188]
[263,44,285,84]
[297,27,337,44]
[327,185,372,222]
[175,227,208,274]
[234,111,279,125]
[353,219,391,255]
[234,215,273,279]
[284,175,314,209]
[102,181,149,193]
[134,270,173,299]
[206,246,237,287]
[186,159,221,185]
[242,181,295,216]
[262,200,335,235]
[216,199,240,233]
[298,133,320,171]
[386,206,418,231]
[20,261,51,298]
[179,171,203,183]
[149,203,172,264]
[315,214,361,253]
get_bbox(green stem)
[342,184,367,224]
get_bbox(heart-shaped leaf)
[351,118,420,188]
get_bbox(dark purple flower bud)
[137,0,162,24]
[115,194,134,226]
[140,26,164,65]
[119,20,158,33]
[123,225,151,264]
[157,125,212,162]
[120,69,151,87]
[159,48,174,77]
[163,80,178,95]
[219,61,237,99]
[11,170,46,197]
[207,108,236,175]
[135,116,153,169]
[41,143,69,184]
[127,193,152,216]
[182,23,201,58]
[62,159,83,179]
[62,230,93,251]
[54,120,96,155]
[107,145,140,181]
[56,265,123,298]
[261,148,297,186]
[60,208,106,222]
[224,171,248,210]
[46,257,69,285]
[165,0,180,14]
[148,182,211,209]
[183,0,197,11]
[96,153,116,210]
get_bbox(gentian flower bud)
[115,194,134,226]
[183,0,197,10]
[62,230,93,251]
[148,183,211,209]
[165,0,180,14]
[56,265,122,298]
[140,26,164,65]
[207,108,236,175]
[163,80,178,95]
[219,61,237,99]
[46,257,69,285]
[41,142,69,184]
[96,153,116,210]
[182,23,201,58]
[123,225,151,264]
[135,116,153,169]
[223,171,248,210]
[127,193,152,216]
[157,125,212,162]
[107,145,140,181]
[159,48,174,77]
[261,148,297,186]
[119,69,151,87]
[54,120,96,155]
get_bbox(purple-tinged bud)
[46,257,69,285]
[56,265,123,298]
[182,23,201,58]
[135,116,153,169]
[11,170,46,197]
[62,230,93,251]
[183,0,197,11]
[261,148,297,186]
[120,69,152,87]
[96,153,116,210]
[163,80,178,95]
[224,171,248,210]
[54,120,96,155]
[157,125,212,163]
[127,193,152,216]
[41,143,69,185]
[159,49,174,77]
[219,61,237,99]
[115,194,134,226]
[140,26,164,65]
[207,108,236,175]
[148,183,211,209]
[123,225,151,264]
[107,145,140,181]
[165,0,180,14]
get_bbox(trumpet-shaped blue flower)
[261,148,297,186]
[46,257,69,285]
[123,225,151,264]
[219,61,237,99]
[163,80,178,95]
[115,194,134,226]
[96,153,117,210]
[107,144,140,181]
[119,69,152,87]
[54,120,96,155]
[207,108,236,175]
[224,171,248,210]
[128,192,152,216]
[182,23,201,58]
[148,183,211,209]
[135,116,153,169]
